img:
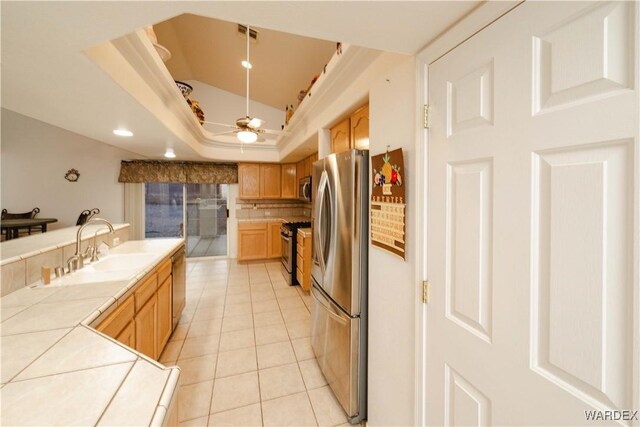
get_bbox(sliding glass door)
[185,184,228,257]
[145,183,184,238]
[144,183,228,258]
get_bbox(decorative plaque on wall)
[370,148,406,260]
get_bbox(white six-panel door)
[426,1,639,425]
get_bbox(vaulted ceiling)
[155,14,337,109]
[1,1,485,161]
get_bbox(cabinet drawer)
[297,253,303,270]
[97,295,134,338]
[135,274,158,311]
[238,222,268,231]
[157,258,171,285]
[297,242,304,256]
[296,268,304,285]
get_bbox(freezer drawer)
[311,283,365,423]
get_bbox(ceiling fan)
[203,24,281,144]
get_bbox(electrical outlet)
[265,210,271,216]
[112,237,120,246]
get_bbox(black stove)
[280,220,311,285]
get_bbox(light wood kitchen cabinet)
[239,163,260,199]
[350,104,370,150]
[268,222,283,259]
[281,164,297,199]
[330,103,369,154]
[96,294,135,341]
[296,229,312,291]
[296,160,306,181]
[238,223,268,261]
[95,247,183,362]
[260,164,281,199]
[135,295,157,360]
[331,117,351,154]
[156,275,172,353]
[303,156,312,177]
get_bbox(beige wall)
[367,55,418,426]
[1,109,141,229]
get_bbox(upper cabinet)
[239,163,261,199]
[239,155,317,200]
[281,164,297,199]
[260,164,281,199]
[350,104,370,150]
[330,103,370,154]
[331,118,351,154]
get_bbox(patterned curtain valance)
[118,160,238,184]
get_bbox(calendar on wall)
[370,148,406,260]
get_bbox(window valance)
[118,160,238,184]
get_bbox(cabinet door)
[156,275,172,355]
[135,295,157,360]
[331,118,351,154]
[303,156,312,177]
[96,295,134,341]
[116,320,136,348]
[260,164,281,199]
[350,104,369,150]
[239,163,260,199]
[267,222,283,259]
[238,224,268,261]
[281,164,297,199]
[296,160,306,179]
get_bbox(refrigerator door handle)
[315,171,329,276]
[311,284,348,325]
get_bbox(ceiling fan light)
[237,130,258,143]
[241,60,252,69]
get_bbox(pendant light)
[239,24,257,144]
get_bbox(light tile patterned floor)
[160,258,351,427]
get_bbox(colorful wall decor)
[371,147,406,260]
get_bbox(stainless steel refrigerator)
[311,149,368,424]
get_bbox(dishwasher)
[172,247,186,328]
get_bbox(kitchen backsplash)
[236,199,312,219]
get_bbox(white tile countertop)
[0,238,183,426]
[0,223,130,266]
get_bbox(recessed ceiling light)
[113,129,133,137]
[241,60,252,69]
[164,148,176,158]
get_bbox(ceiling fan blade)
[247,117,264,129]
[203,121,238,129]
[211,130,237,136]
[258,128,286,135]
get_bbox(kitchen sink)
[33,252,156,288]
[87,253,154,272]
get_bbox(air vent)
[238,24,258,41]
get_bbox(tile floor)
[160,258,351,427]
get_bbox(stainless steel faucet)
[66,218,115,273]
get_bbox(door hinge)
[422,280,430,304]
[423,105,431,129]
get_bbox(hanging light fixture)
[237,130,258,143]
[238,24,257,144]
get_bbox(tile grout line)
[247,264,265,427]
[94,358,138,425]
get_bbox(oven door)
[280,229,294,284]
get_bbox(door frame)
[413,2,525,425]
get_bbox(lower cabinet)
[96,250,180,361]
[157,275,172,353]
[135,295,158,360]
[296,229,312,291]
[116,320,136,348]
[238,221,283,261]
[267,222,282,259]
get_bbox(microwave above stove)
[299,176,312,202]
